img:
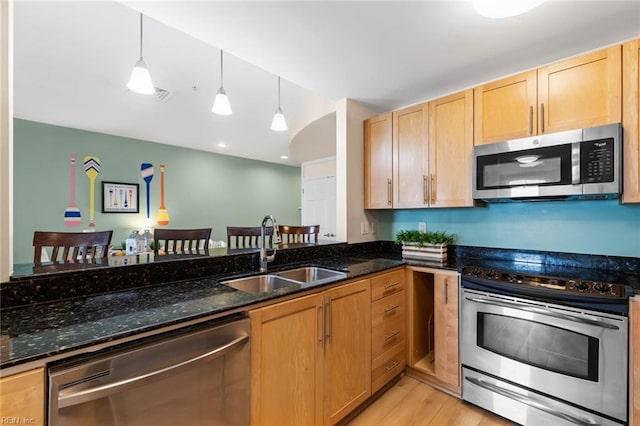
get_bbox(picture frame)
[102,181,139,213]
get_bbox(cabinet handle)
[385,360,401,373]
[327,297,333,343]
[384,281,400,291]
[540,103,545,133]
[444,278,449,305]
[423,175,428,205]
[529,105,533,134]
[384,330,400,341]
[430,174,436,204]
[384,304,399,315]
[387,178,392,206]
[318,305,325,348]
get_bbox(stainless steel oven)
[460,267,631,426]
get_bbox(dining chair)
[226,226,273,248]
[278,225,320,244]
[33,230,113,264]
[154,228,212,254]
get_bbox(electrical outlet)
[361,222,369,234]
[370,222,376,234]
[419,222,427,233]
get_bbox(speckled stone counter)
[2,241,638,376]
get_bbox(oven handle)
[465,376,599,425]
[465,297,620,330]
[57,333,249,409]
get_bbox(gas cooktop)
[462,266,632,300]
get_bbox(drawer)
[372,315,405,359]
[372,344,405,394]
[371,269,405,301]
[371,291,405,329]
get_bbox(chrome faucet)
[260,215,281,272]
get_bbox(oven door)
[460,288,628,423]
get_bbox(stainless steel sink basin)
[275,267,347,283]
[221,275,300,293]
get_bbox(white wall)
[336,98,379,243]
[1,0,13,281]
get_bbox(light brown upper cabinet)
[622,39,640,204]
[364,112,393,209]
[475,46,622,145]
[392,103,429,208]
[428,90,475,208]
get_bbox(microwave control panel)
[581,138,614,183]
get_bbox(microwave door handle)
[57,334,249,409]
[465,297,620,330]
[571,142,581,184]
[465,376,600,425]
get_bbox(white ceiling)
[13,1,640,166]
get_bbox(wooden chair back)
[226,226,273,248]
[278,225,320,244]
[154,228,212,254]
[33,230,113,264]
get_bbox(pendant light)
[473,0,545,18]
[270,76,287,132]
[212,50,232,115]
[127,13,155,95]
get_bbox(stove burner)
[462,266,628,299]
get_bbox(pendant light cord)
[278,76,281,107]
[139,13,144,60]
[220,50,224,87]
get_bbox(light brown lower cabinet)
[630,296,640,426]
[406,267,460,395]
[0,367,45,424]
[250,279,371,425]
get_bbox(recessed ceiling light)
[280,155,288,160]
[217,142,227,148]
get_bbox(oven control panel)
[462,266,628,298]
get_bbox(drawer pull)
[384,281,400,290]
[384,304,399,314]
[385,360,400,373]
[384,330,400,341]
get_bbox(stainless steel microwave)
[472,123,622,202]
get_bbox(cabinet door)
[538,45,622,134]
[474,70,537,145]
[0,367,45,424]
[393,103,429,208]
[324,279,371,425]
[434,272,460,391]
[250,293,324,426]
[428,90,474,208]
[364,113,393,209]
[631,296,640,426]
[623,39,640,204]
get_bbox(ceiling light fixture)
[473,0,546,18]
[212,50,232,115]
[271,76,287,132]
[127,13,155,95]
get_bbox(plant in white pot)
[395,229,456,261]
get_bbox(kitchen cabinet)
[364,112,393,209]
[370,269,406,393]
[406,267,460,395]
[474,46,621,145]
[392,103,429,208]
[0,367,45,424]
[630,296,640,426]
[428,90,475,208]
[623,39,640,204]
[250,279,371,426]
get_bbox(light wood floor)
[348,376,516,426]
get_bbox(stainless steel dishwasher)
[48,314,250,426]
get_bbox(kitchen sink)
[221,275,300,293]
[274,267,347,283]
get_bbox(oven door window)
[477,313,599,382]
[476,144,573,190]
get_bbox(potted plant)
[395,229,456,261]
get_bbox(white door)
[302,176,337,240]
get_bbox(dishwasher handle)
[58,333,249,409]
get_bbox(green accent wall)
[13,119,301,264]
